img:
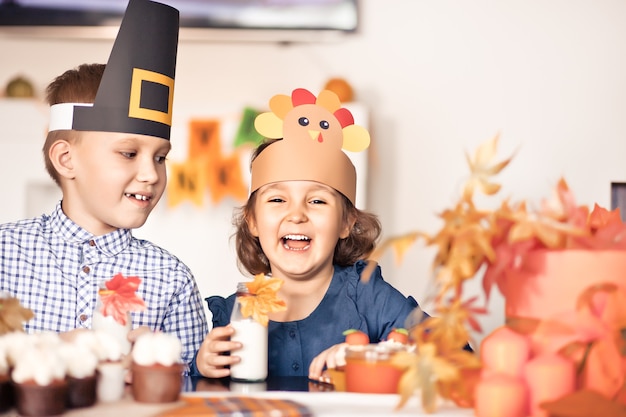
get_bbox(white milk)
[229,319,268,381]
[92,311,132,356]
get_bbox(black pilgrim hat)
[71,0,179,141]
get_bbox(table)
[0,377,475,416]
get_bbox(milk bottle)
[229,282,268,382]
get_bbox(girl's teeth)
[283,234,309,241]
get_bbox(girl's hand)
[308,342,348,380]
[195,325,242,378]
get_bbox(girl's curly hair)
[233,140,381,276]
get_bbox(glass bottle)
[229,282,268,382]
[91,283,132,355]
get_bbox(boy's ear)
[49,140,75,179]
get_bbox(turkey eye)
[319,120,330,130]
[298,117,309,127]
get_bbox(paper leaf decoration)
[238,274,287,327]
[0,295,34,334]
[98,273,146,326]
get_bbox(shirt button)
[89,240,96,247]
[82,266,90,274]
[79,314,88,322]
[292,362,300,371]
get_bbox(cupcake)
[0,342,13,413]
[73,330,126,403]
[1,331,34,369]
[0,293,35,411]
[130,332,184,403]
[58,342,98,408]
[11,345,67,416]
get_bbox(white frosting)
[12,345,65,385]
[32,331,62,348]
[131,332,182,366]
[378,339,414,351]
[0,331,35,366]
[337,341,416,367]
[0,344,8,375]
[74,330,124,362]
[58,342,98,379]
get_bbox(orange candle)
[480,326,531,377]
[474,373,527,417]
[523,353,576,417]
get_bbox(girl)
[193,88,420,380]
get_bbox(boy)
[0,0,207,369]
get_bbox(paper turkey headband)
[250,88,370,205]
[48,0,179,141]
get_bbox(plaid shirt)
[0,202,207,367]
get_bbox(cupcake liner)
[131,362,183,403]
[66,375,97,408]
[0,375,13,413]
[13,379,67,416]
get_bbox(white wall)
[2,0,626,348]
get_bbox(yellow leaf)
[239,274,287,326]
[462,133,514,200]
[390,233,421,263]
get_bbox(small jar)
[344,344,408,394]
[229,282,268,382]
[91,284,132,355]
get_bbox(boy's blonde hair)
[42,63,105,186]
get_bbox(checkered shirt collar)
[50,201,132,256]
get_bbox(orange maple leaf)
[392,344,459,413]
[418,297,487,352]
[98,273,146,326]
[463,133,514,200]
[573,204,626,249]
[239,274,287,327]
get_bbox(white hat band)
[48,103,94,132]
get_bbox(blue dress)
[205,260,419,377]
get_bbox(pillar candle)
[474,373,527,417]
[480,326,531,377]
[524,353,576,417]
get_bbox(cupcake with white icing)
[11,345,68,416]
[74,330,126,403]
[130,332,184,403]
[1,331,34,369]
[59,341,99,408]
[0,342,12,413]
